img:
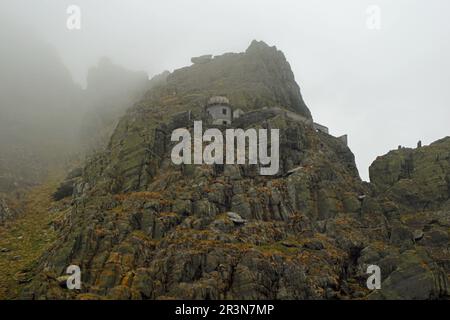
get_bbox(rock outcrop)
[367,137,450,299]
[16,41,450,300]
[52,168,83,201]
[0,198,16,225]
[370,137,450,211]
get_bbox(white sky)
[1,0,449,180]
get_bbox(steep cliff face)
[163,40,311,118]
[367,137,450,299]
[16,42,449,300]
[370,137,450,211]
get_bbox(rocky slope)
[370,138,450,212]
[14,41,449,300]
[0,176,62,299]
[368,137,450,299]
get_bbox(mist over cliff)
[0,21,151,191]
[0,22,83,189]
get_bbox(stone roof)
[207,96,230,106]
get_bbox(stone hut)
[205,96,233,125]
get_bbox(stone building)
[338,134,348,146]
[205,96,233,125]
[313,122,329,134]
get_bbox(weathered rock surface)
[0,198,17,224]
[53,168,83,201]
[370,137,450,211]
[17,41,450,300]
[367,137,450,299]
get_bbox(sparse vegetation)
[0,175,63,298]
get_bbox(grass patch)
[0,175,62,299]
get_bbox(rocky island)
[1,40,449,300]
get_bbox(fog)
[1,0,449,181]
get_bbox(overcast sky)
[1,0,449,180]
